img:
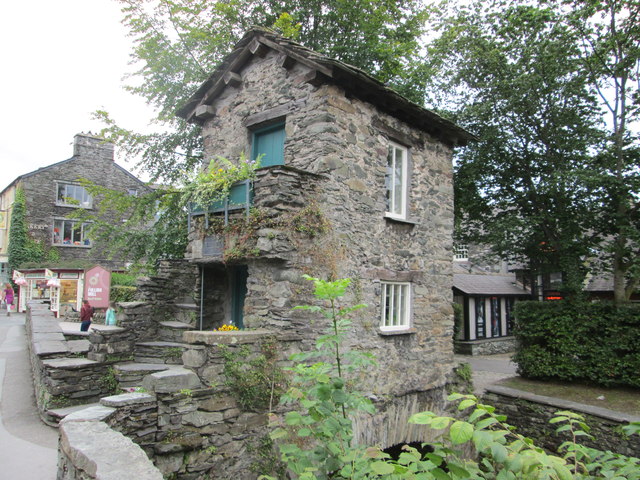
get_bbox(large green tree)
[425,1,605,295]
[563,0,640,301]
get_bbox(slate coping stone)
[67,339,91,354]
[159,320,192,329]
[114,363,171,373]
[100,392,156,407]
[60,405,116,424]
[42,357,99,369]
[183,329,272,345]
[142,367,201,393]
[486,385,640,424]
[59,421,163,479]
[34,341,69,356]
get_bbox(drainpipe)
[199,266,204,331]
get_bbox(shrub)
[513,300,640,387]
[110,285,137,303]
[111,272,138,286]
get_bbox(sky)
[0,0,156,192]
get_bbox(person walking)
[79,299,93,331]
[3,284,14,316]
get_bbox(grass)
[496,376,640,416]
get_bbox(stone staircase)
[113,319,195,391]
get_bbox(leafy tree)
[425,1,604,295]
[563,0,640,301]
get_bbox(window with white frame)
[380,281,411,331]
[56,183,92,208]
[385,141,409,220]
[53,219,92,247]
[453,244,469,261]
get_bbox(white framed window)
[380,281,411,331]
[385,141,409,220]
[53,219,92,247]
[56,183,92,208]
[453,244,469,261]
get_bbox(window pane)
[385,143,407,218]
[63,221,72,243]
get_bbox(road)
[0,312,58,479]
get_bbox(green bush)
[513,300,640,387]
[111,273,138,287]
[110,285,137,303]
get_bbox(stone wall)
[484,385,640,458]
[454,336,517,355]
[20,133,149,269]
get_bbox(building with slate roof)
[177,27,474,455]
[0,133,149,287]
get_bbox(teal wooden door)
[231,266,248,329]
[252,124,285,167]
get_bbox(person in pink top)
[3,283,14,316]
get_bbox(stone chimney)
[73,133,114,161]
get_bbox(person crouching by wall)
[3,283,14,316]
[80,299,93,332]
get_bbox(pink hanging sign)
[84,265,111,309]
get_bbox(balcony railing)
[187,179,253,230]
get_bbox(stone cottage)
[0,133,149,279]
[177,28,474,448]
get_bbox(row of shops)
[13,266,111,316]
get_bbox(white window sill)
[55,202,93,209]
[384,213,418,225]
[378,327,417,336]
[53,244,92,249]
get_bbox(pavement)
[0,312,58,479]
[454,352,519,395]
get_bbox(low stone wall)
[484,385,640,457]
[57,401,163,480]
[454,336,517,355]
[25,303,115,424]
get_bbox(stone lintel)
[224,71,242,88]
[183,329,273,346]
[362,269,423,283]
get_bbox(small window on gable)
[251,123,285,167]
[385,141,409,220]
[57,183,92,208]
[380,281,411,331]
[453,244,469,261]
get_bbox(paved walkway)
[455,352,519,395]
[0,312,58,479]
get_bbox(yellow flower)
[216,324,239,331]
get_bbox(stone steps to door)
[112,362,174,388]
[157,320,193,343]
[134,341,189,365]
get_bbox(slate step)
[46,401,101,426]
[134,341,188,365]
[113,362,173,388]
[174,303,199,327]
[158,320,193,342]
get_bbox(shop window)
[53,219,92,247]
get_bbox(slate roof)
[177,27,475,147]
[453,274,530,296]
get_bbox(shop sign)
[83,265,111,308]
[60,273,79,279]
